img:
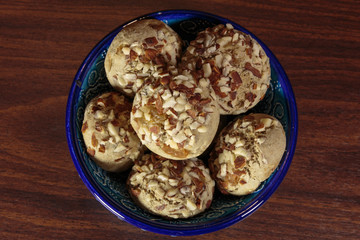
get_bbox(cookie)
[81,92,143,172]
[181,23,271,115]
[130,70,220,160]
[127,153,215,219]
[209,113,286,195]
[105,19,183,97]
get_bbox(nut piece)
[127,154,215,219]
[81,92,144,172]
[209,113,286,195]
[181,23,271,115]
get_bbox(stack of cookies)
[81,19,286,219]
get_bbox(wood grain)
[0,0,359,239]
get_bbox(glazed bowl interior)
[66,10,298,236]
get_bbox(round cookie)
[127,153,215,219]
[181,23,271,115]
[81,92,143,172]
[105,19,183,97]
[209,113,286,195]
[130,70,220,160]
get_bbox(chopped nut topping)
[81,121,88,133]
[181,23,271,114]
[144,37,158,47]
[234,156,246,168]
[82,92,143,172]
[86,147,95,157]
[209,113,285,196]
[105,19,183,97]
[128,154,215,218]
[131,70,219,159]
[91,133,98,147]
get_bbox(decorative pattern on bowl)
[66,10,298,236]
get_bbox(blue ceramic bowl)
[66,10,298,236]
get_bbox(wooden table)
[1,0,359,239]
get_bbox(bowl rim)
[66,9,298,236]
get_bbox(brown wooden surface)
[1,0,359,239]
